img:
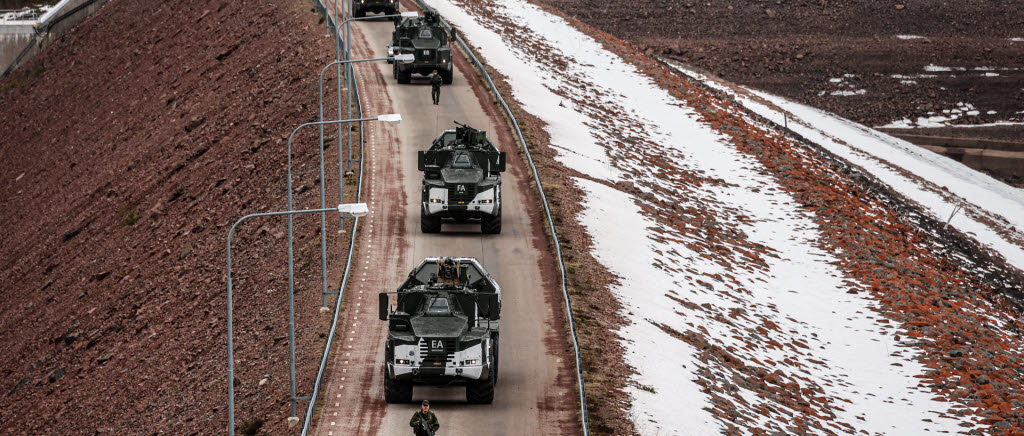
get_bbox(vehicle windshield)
[418,28,433,39]
[425,297,451,315]
[452,154,473,168]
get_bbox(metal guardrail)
[409,1,591,433]
[0,9,39,21]
[301,0,592,433]
[300,1,366,434]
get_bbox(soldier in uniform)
[430,70,443,105]
[410,400,440,435]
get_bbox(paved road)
[311,7,578,436]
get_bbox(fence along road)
[310,6,580,436]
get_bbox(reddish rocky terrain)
[0,0,351,433]
[532,0,1024,132]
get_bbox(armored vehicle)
[379,257,501,404]
[419,123,506,234]
[388,11,455,84]
[352,0,399,18]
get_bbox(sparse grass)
[1,77,23,92]
[31,64,45,77]
[115,203,142,225]
[237,417,264,435]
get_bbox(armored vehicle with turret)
[419,123,506,234]
[379,257,501,404]
[388,11,455,84]
[351,0,399,18]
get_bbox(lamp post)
[318,56,411,218]
[286,115,401,310]
[226,203,368,435]
[339,11,420,175]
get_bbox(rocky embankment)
[0,0,346,433]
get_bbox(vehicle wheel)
[421,213,442,233]
[392,62,398,79]
[397,68,412,84]
[384,367,413,403]
[441,68,454,85]
[481,213,501,234]
[354,9,366,18]
[465,373,494,404]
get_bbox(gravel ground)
[531,0,1024,135]
[448,0,1024,433]
[0,0,353,433]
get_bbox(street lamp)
[337,11,420,176]
[225,203,368,435]
[318,55,412,215]
[285,115,400,311]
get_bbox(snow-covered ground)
[675,67,1024,272]
[424,0,1024,434]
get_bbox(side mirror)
[378,293,389,321]
[478,293,500,321]
[487,294,500,321]
[449,28,457,40]
[488,151,506,173]
[417,150,427,171]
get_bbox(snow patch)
[673,66,1024,270]
[577,178,721,435]
[819,89,867,96]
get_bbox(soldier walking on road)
[430,70,443,105]
[410,400,440,436]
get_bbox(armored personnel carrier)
[419,123,506,234]
[388,11,455,84]
[379,257,501,404]
[352,0,399,18]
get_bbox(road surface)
[311,5,579,436]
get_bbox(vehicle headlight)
[479,199,493,204]
[462,359,478,365]
[429,198,443,203]
[396,359,411,365]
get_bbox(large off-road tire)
[384,368,413,403]
[467,342,496,403]
[353,8,366,18]
[466,374,495,404]
[441,68,454,85]
[421,213,442,233]
[480,213,501,234]
[397,68,412,84]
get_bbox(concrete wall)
[885,132,1024,182]
[1,0,111,77]
[0,30,34,73]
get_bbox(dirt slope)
[0,0,347,433]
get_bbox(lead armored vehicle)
[379,257,501,404]
[419,123,506,234]
[388,11,455,84]
[351,0,399,18]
